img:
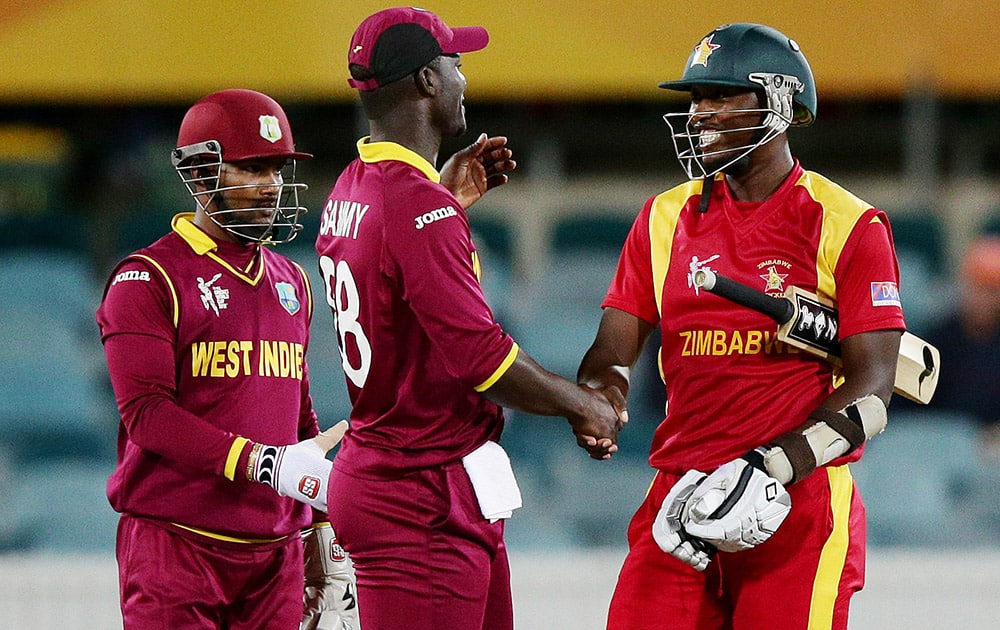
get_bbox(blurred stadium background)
[2,1,999,627]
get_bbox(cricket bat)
[692,268,939,405]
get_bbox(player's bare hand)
[440,133,516,209]
[569,385,623,460]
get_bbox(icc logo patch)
[276,282,301,315]
[259,115,283,143]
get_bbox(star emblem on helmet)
[690,34,721,68]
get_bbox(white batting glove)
[652,470,714,571]
[249,421,347,513]
[684,450,791,553]
[301,523,360,630]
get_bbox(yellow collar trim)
[357,137,441,183]
[172,213,217,255]
[170,213,264,286]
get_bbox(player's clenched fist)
[246,421,348,512]
[683,451,791,552]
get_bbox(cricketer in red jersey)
[96,89,358,630]
[577,24,906,630]
[319,8,625,630]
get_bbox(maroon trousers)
[328,460,513,630]
[116,514,303,629]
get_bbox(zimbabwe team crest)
[275,282,301,315]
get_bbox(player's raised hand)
[247,420,348,512]
[440,133,516,209]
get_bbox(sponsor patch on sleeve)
[870,281,901,307]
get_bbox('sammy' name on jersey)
[678,329,800,357]
[190,340,305,379]
[319,199,370,239]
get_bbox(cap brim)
[657,78,755,91]
[237,150,313,161]
[442,26,489,55]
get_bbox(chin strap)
[696,175,715,213]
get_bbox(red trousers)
[328,460,513,630]
[608,465,866,630]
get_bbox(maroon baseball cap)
[176,89,312,162]
[347,7,489,91]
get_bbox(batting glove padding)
[652,469,714,571]
[249,421,347,513]
[684,451,791,553]
[301,524,360,630]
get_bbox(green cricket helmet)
[659,23,817,179]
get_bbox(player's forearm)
[746,330,899,484]
[104,334,245,477]
[821,329,900,411]
[120,393,243,477]
[577,354,632,400]
[576,307,655,400]
[482,350,597,418]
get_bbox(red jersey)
[604,163,906,473]
[315,138,517,476]
[96,214,319,539]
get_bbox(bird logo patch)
[276,282,301,315]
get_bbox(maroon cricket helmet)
[176,88,312,163]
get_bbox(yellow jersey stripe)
[649,179,701,317]
[224,436,250,481]
[132,254,179,328]
[172,522,288,545]
[475,343,520,392]
[808,465,854,630]
[291,260,314,319]
[796,171,874,301]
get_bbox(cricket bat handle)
[693,268,795,325]
[692,268,938,405]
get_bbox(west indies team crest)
[275,282,301,315]
[259,115,282,143]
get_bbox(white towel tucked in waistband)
[462,441,523,522]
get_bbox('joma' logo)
[414,206,457,230]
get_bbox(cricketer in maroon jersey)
[321,8,624,630]
[96,89,358,630]
[577,24,906,630]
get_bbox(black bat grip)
[693,269,795,325]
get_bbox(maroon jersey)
[605,163,906,473]
[96,214,319,539]
[315,139,517,476]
